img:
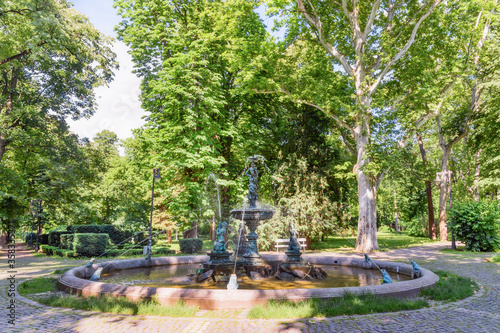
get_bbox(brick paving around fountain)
[1,242,499,332]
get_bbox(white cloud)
[66,40,145,142]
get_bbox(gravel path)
[1,242,498,333]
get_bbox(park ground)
[1,241,499,333]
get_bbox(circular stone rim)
[58,254,439,310]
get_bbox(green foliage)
[73,233,109,257]
[67,225,132,245]
[448,201,500,252]
[18,277,57,296]
[247,293,428,319]
[53,248,75,258]
[257,155,351,250]
[23,232,36,243]
[179,239,203,254]
[420,271,479,302]
[37,295,198,317]
[40,245,57,256]
[402,216,429,238]
[59,234,74,250]
[48,231,71,247]
[39,233,49,245]
[490,254,500,263]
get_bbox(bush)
[399,215,427,237]
[155,248,175,255]
[48,231,71,247]
[179,238,203,254]
[449,201,500,252]
[24,232,36,243]
[40,245,57,255]
[39,233,49,245]
[73,233,109,257]
[66,225,133,245]
[53,248,75,258]
[60,234,75,250]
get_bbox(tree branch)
[296,0,354,75]
[363,0,382,40]
[369,0,442,94]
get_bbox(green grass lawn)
[309,231,437,252]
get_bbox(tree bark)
[0,137,7,163]
[354,114,379,252]
[473,149,482,201]
[417,133,436,239]
[393,188,400,232]
[167,229,172,244]
[438,147,452,241]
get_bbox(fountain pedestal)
[203,251,234,273]
[230,208,273,267]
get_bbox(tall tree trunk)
[167,229,172,244]
[354,113,379,252]
[438,147,452,241]
[0,137,7,163]
[393,188,400,232]
[473,149,482,201]
[417,133,436,239]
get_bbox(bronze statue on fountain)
[203,221,234,275]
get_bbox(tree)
[391,0,500,240]
[0,0,117,163]
[114,0,274,227]
[260,0,443,251]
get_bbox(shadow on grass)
[247,293,428,319]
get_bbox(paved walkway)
[1,242,499,332]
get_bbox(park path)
[1,242,499,333]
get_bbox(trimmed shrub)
[48,231,71,247]
[40,245,57,256]
[24,232,36,243]
[449,201,500,252]
[53,248,74,258]
[66,225,133,245]
[73,233,109,257]
[39,234,49,245]
[155,248,175,255]
[60,234,75,250]
[179,238,203,254]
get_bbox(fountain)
[58,156,439,309]
[230,156,274,269]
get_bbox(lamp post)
[146,168,161,260]
[435,170,456,250]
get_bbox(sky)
[67,0,144,142]
[67,1,280,144]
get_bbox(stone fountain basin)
[58,254,438,310]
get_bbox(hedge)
[179,238,203,254]
[53,248,75,258]
[24,232,36,243]
[48,231,71,247]
[60,234,74,250]
[73,233,109,257]
[39,233,49,245]
[66,225,133,245]
[40,245,57,256]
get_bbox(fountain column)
[230,156,274,267]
